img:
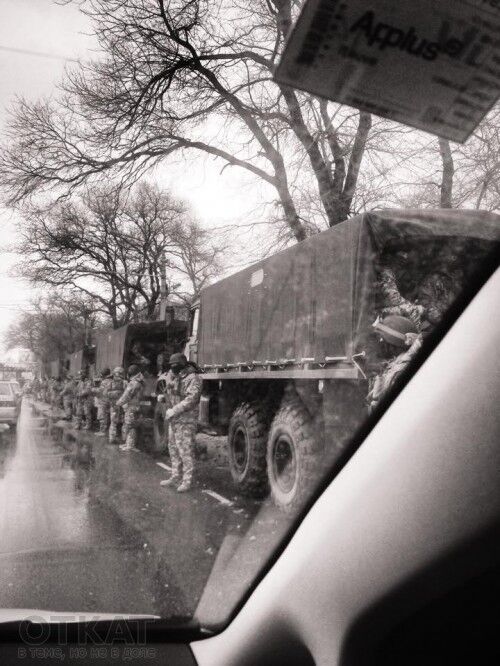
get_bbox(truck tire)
[267,399,322,512]
[153,402,168,454]
[228,402,269,498]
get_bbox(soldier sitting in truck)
[366,315,423,412]
[128,341,151,375]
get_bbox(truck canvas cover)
[95,317,189,372]
[68,347,95,376]
[198,209,499,368]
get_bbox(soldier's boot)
[160,476,180,488]
[120,429,139,452]
[176,479,192,493]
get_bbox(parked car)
[0,381,21,428]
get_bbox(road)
[0,401,289,624]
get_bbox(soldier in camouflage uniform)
[107,367,128,443]
[74,371,94,430]
[94,368,112,436]
[377,265,425,329]
[116,364,144,452]
[159,353,202,493]
[415,244,466,327]
[50,377,62,408]
[61,374,77,420]
[367,314,423,412]
[73,372,83,428]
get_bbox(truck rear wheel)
[267,399,322,512]
[228,402,269,498]
[153,402,168,453]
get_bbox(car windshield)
[0,0,498,635]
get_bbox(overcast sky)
[0,0,265,356]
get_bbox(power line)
[0,44,77,63]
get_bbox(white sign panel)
[275,0,500,142]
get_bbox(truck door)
[184,306,200,362]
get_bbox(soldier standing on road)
[75,371,93,430]
[95,368,112,436]
[107,367,128,444]
[159,353,202,493]
[366,314,423,412]
[61,374,77,420]
[116,364,144,452]
[73,372,84,429]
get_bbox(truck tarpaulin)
[198,209,499,368]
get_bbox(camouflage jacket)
[95,377,113,404]
[77,379,93,401]
[61,378,77,398]
[416,268,465,326]
[104,377,128,405]
[163,367,202,422]
[116,373,144,410]
[378,266,425,328]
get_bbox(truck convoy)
[44,209,500,510]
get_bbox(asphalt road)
[0,402,290,624]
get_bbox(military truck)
[176,209,499,510]
[95,307,190,447]
[67,345,96,378]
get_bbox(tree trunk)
[438,138,454,208]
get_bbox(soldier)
[367,314,423,412]
[415,244,466,327]
[95,368,112,436]
[61,374,77,420]
[377,264,425,329]
[159,353,202,493]
[73,372,84,429]
[128,342,150,375]
[116,364,144,452]
[75,371,93,430]
[107,367,128,444]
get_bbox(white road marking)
[202,490,233,507]
[156,462,171,472]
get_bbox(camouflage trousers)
[122,406,140,449]
[97,400,110,434]
[63,396,73,420]
[75,399,93,430]
[168,419,196,485]
[108,405,123,443]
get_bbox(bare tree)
[4,291,97,363]
[0,0,375,240]
[438,138,454,208]
[14,182,222,327]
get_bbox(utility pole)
[159,250,169,320]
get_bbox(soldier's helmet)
[373,314,417,348]
[113,366,125,377]
[169,353,188,367]
[101,367,111,378]
[127,364,140,378]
